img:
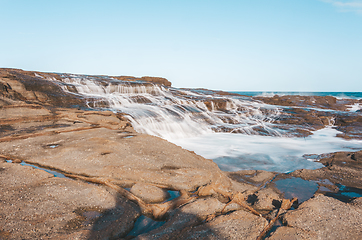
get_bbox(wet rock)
[130,183,170,203]
[112,75,171,87]
[253,94,362,139]
[318,150,362,169]
[291,151,362,191]
[282,194,362,239]
[254,95,344,110]
[335,114,362,139]
[203,98,233,112]
[0,68,88,108]
[253,188,282,211]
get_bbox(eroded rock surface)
[281,195,362,239]
[290,150,362,202]
[130,183,170,203]
[253,94,362,139]
[0,68,262,239]
[176,210,268,240]
[2,68,362,239]
[0,161,140,240]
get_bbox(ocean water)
[49,74,362,173]
[232,91,362,99]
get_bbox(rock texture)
[0,161,140,239]
[130,183,171,203]
[176,210,268,240]
[1,68,362,239]
[281,195,362,239]
[253,94,362,138]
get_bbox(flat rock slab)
[267,226,317,240]
[282,194,362,239]
[0,127,223,191]
[176,210,267,240]
[0,161,140,239]
[135,197,226,239]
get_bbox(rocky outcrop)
[0,69,266,239]
[290,151,362,192]
[112,76,171,87]
[1,68,362,239]
[253,94,356,111]
[278,195,362,240]
[253,94,362,139]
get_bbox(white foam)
[346,103,362,112]
[56,75,282,139]
[169,127,362,173]
[55,75,362,173]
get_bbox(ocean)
[54,75,362,173]
[232,91,362,99]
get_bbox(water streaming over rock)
[48,74,362,172]
[54,74,282,139]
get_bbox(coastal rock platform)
[1,68,362,239]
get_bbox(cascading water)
[56,74,282,139]
[49,74,362,173]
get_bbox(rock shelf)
[1,68,362,239]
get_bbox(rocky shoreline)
[1,68,362,239]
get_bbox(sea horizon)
[230,91,362,99]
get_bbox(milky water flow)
[52,75,362,173]
[57,75,281,139]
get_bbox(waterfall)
[53,74,282,139]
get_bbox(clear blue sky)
[1,0,361,91]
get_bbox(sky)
[1,0,362,91]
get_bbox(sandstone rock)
[176,210,268,240]
[0,161,140,239]
[282,194,362,239]
[253,188,282,211]
[267,226,317,240]
[0,127,224,191]
[112,75,171,86]
[180,197,225,217]
[230,179,258,195]
[291,151,362,190]
[135,197,225,239]
[252,94,362,139]
[130,183,170,203]
[250,170,277,183]
[350,197,362,208]
[228,170,276,186]
[0,68,88,108]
